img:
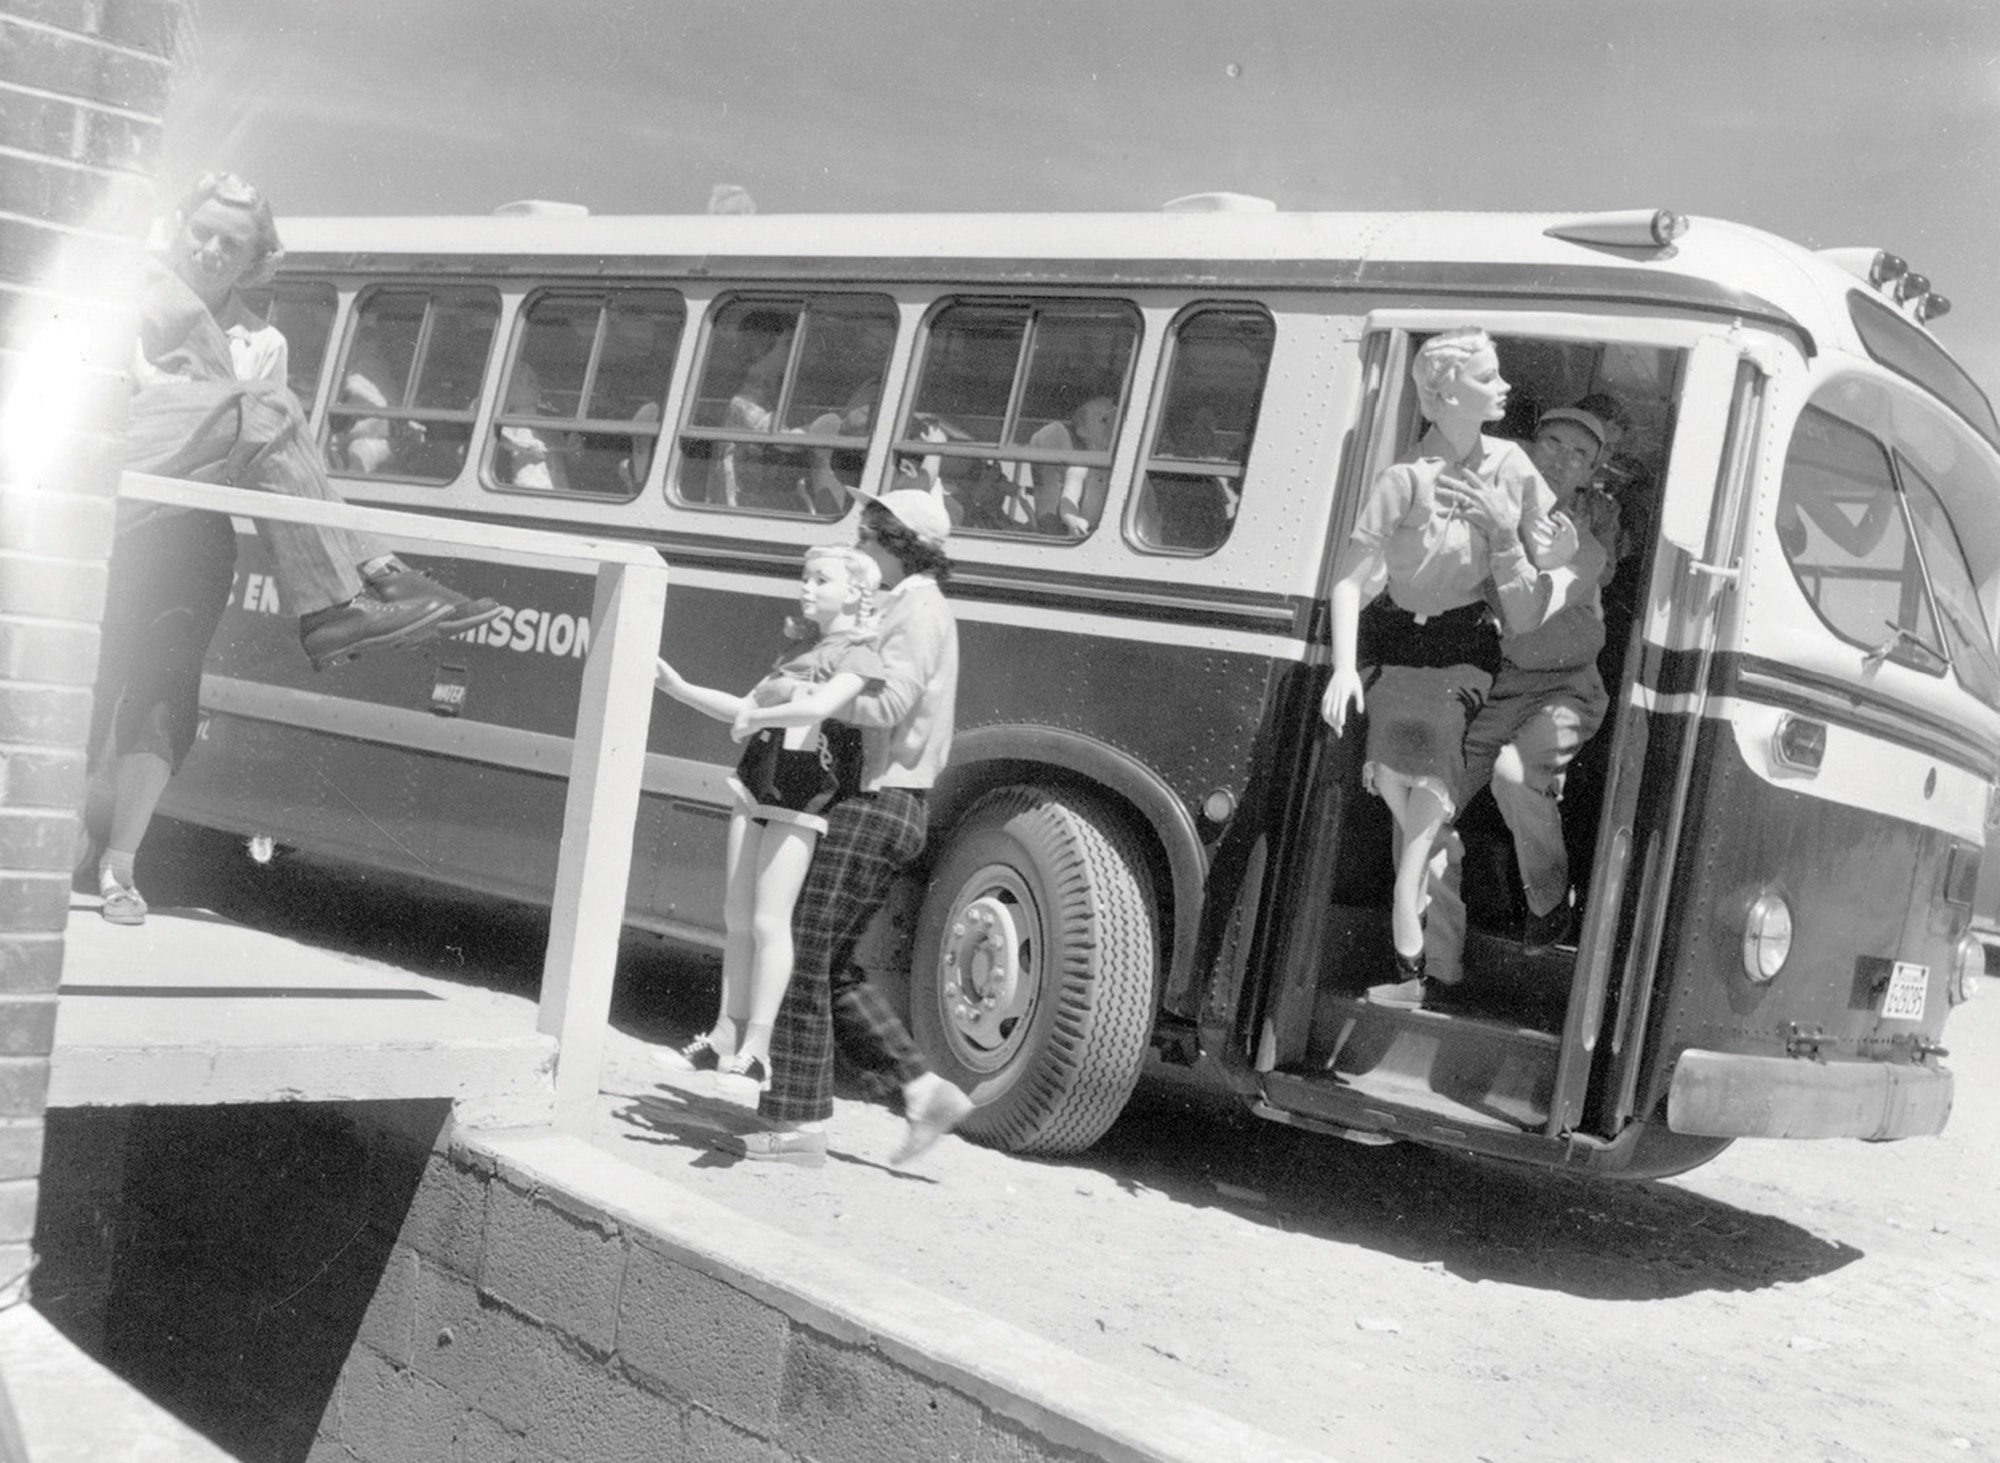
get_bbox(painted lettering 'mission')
[462,606,592,659]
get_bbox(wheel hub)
[940,890,1032,1063]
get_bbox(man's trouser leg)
[124,380,368,615]
[1422,828,1466,986]
[1491,703,1594,918]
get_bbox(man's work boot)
[300,592,455,671]
[362,556,502,636]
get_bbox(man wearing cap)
[722,480,974,1166]
[1441,403,1622,958]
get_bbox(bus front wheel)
[910,786,1157,1155]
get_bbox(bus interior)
[1297,329,1686,1136]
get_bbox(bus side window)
[1776,406,1946,672]
[489,288,683,498]
[893,300,1140,541]
[263,281,336,408]
[1133,307,1273,554]
[327,287,500,485]
[672,295,897,518]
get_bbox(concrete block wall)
[35,1103,1331,1463]
[0,0,191,1314]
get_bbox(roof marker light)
[1896,272,1932,304]
[1543,209,1688,249]
[1918,294,1952,323]
[1871,252,1908,286]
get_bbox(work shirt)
[845,573,958,791]
[1496,486,1621,671]
[215,293,288,388]
[1349,426,1564,628]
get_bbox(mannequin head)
[799,543,881,627]
[1411,327,1507,432]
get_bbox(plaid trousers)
[760,789,931,1124]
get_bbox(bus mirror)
[1657,335,1749,556]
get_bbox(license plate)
[1881,961,1929,1021]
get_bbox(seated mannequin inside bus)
[1026,395,1116,535]
[496,360,571,491]
[1136,402,1241,550]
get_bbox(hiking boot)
[300,592,455,671]
[363,556,502,636]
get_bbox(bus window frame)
[891,293,1144,545]
[261,280,339,417]
[482,284,687,504]
[325,282,503,488]
[1126,300,1276,558]
[667,290,901,522]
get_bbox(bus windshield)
[1778,376,2000,706]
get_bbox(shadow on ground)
[140,817,1860,1304]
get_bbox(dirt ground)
[143,825,2000,1463]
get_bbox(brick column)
[0,0,191,1308]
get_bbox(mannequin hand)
[1321,667,1365,735]
[1435,468,1519,537]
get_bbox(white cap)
[850,481,951,547]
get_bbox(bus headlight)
[1742,894,1793,982]
[1950,933,1983,1005]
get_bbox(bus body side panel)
[164,529,1290,973]
[1635,712,1958,1141]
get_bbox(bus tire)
[910,785,1157,1155]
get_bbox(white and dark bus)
[164,198,1996,1178]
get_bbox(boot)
[363,555,502,636]
[300,591,456,671]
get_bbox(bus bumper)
[1666,1049,1953,1141]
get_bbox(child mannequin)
[654,545,885,1090]
[1320,327,1575,1007]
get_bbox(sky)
[157,0,2000,396]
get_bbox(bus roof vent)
[1544,209,1687,249]
[493,200,591,218]
[1162,192,1277,214]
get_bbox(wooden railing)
[117,471,670,1129]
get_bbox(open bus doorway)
[1322,329,1681,1032]
[1248,319,1739,1178]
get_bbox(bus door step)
[1293,1001,1562,1134]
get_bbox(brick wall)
[0,0,192,1310]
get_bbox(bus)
[160,198,1997,1179]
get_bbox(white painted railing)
[117,471,669,1129]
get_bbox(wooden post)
[539,557,670,1129]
